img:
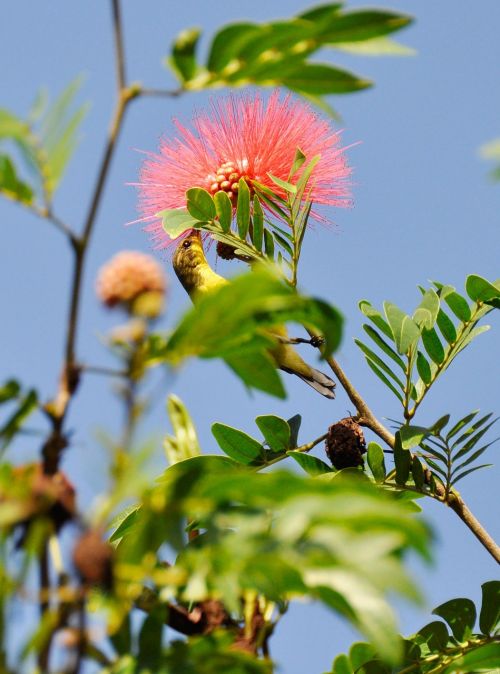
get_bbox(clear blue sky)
[1,1,499,672]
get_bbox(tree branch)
[43,0,132,473]
[306,330,500,563]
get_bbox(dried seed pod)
[325,417,366,469]
[73,529,114,589]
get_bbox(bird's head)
[172,230,206,274]
[172,230,209,292]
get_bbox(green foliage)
[356,275,500,420]
[145,268,343,397]
[327,581,500,673]
[415,410,498,495]
[0,380,38,453]
[164,395,201,465]
[0,77,88,207]
[105,632,272,674]
[117,459,430,662]
[480,137,500,181]
[165,3,413,116]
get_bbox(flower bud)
[96,251,166,318]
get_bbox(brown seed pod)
[73,529,114,589]
[216,240,238,260]
[325,417,367,469]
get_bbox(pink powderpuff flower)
[133,91,352,250]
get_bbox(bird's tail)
[281,366,336,399]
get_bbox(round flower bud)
[325,417,366,469]
[96,251,167,317]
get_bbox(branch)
[306,330,500,563]
[42,0,132,474]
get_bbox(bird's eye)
[182,239,192,249]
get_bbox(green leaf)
[399,425,429,450]
[430,414,450,435]
[225,352,286,399]
[158,208,200,238]
[212,423,264,465]
[164,395,201,465]
[0,389,38,450]
[267,173,297,194]
[367,442,386,482]
[394,432,411,486]
[359,302,393,340]
[334,36,415,56]
[436,309,457,345]
[318,9,413,43]
[252,195,264,251]
[354,339,404,390]
[331,653,353,674]
[452,413,495,450]
[413,289,440,329]
[287,450,332,476]
[289,147,306,179]
[416,620,450,651]
[384,302,420,355]
[213,190,232,232]
[452,463,492,485]
[206,23,261,72]
[287,414,301,448]
[109,507,140,543]
[0,155,33,203]
[255,415,290,452]
[40,76,88,193]
[479,580,500,635]
[137,609,164,671]
[362,325,406,371]
[236,178,251,239]
[349,642,378,671]
[110,615,132,656]
[421,327,445,365]
[416,351,432,385]
[282,63,371,95]
[442,290,471,322]
[186,187,216,221]
[264,228,275,258]
[444,642,500,673]
[432,598,476,641]
[446,410,479,441]
[168,27,201,82]
[466,274,500,303]
[365,359,403,402]
[411,456,424,489]
[0,379,20,404]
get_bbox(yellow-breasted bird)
[172,231,335,398]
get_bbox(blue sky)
[1,1,499,672]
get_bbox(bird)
[172,231,335,398]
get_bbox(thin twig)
[29,203,78,243]
[140,87,182,98]
[43,0,132,474]
[82,364,127,378]
[37,544,51,671]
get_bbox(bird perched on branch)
[172,231,335,398]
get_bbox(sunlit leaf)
[212,423,264,465]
